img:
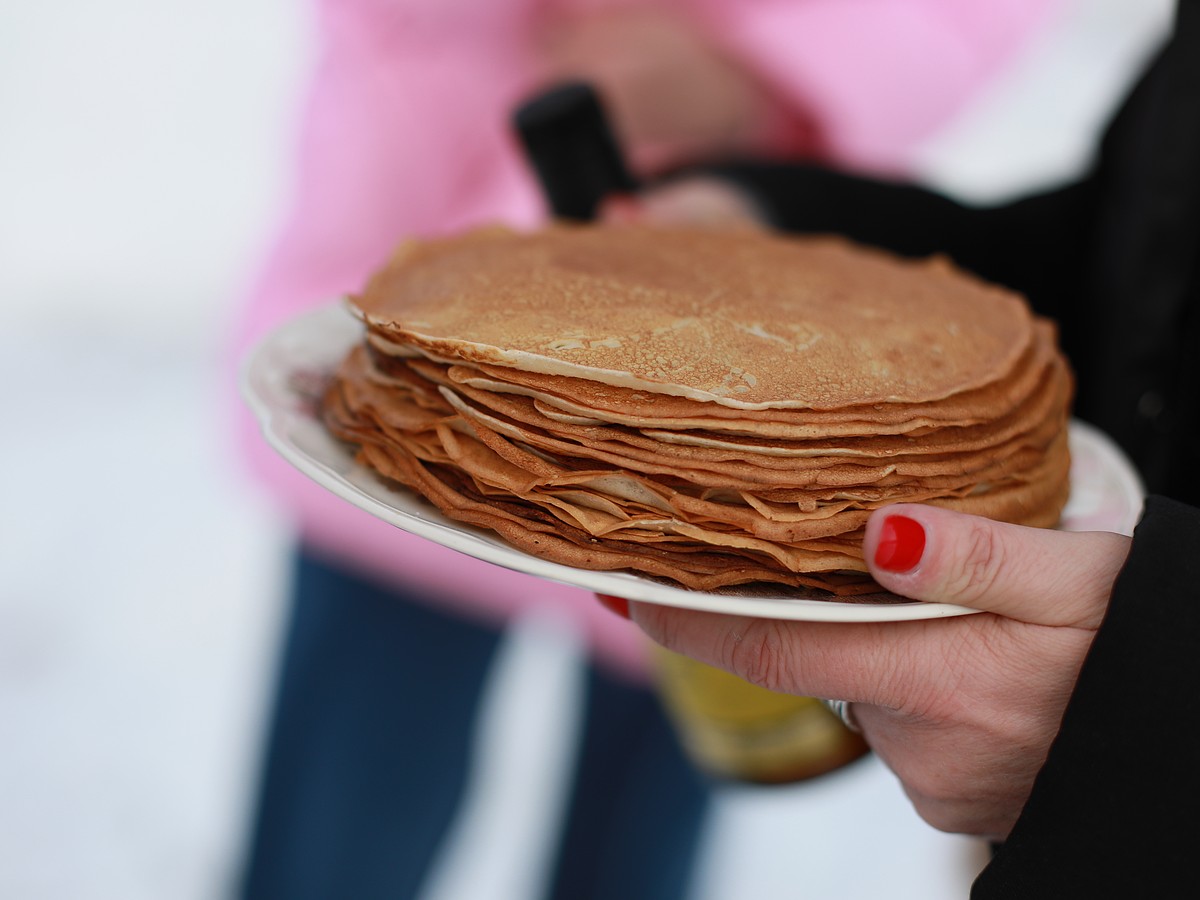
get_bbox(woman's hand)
[625,504,1131,841]
[599,176,767,229]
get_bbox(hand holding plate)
[629,505,1132,839]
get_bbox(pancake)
[355,226,1034,409]
[324,224,1073,595]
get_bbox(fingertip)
[598,194,642,224]
[864,504,958,600]
[864,505,928,569]
[874,513,927,573]
[595,593,631,619]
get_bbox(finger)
[629,601,925,708]
[863,504,1131,628]
[627,178,765,228]
[597,194,644,224]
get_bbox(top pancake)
[351,224,1036,410]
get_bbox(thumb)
[863,504,1131,629]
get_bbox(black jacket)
[705,4,1200,895]
[714,4,1200,509]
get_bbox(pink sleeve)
[234,0,549,352]
[228,0,653,680]
[698,0,1063,173]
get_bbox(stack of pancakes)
[324,225,1072,597]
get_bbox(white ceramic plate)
[241,305,1146,623]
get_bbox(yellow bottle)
[652,647,869,784]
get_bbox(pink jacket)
[232,0,1060,679]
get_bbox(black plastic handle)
[512,81,638,221]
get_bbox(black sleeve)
[698,161,1097,325]
[971,495,1200,898]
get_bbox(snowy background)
[0,1,1173,898]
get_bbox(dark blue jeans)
[238,545,710,900]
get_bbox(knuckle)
[633,603,672,648]
[911,796,971,836]
[911,785,1011,839]
[724,620,795,694]
[900,764,977,835]
[900,771,946,816]
[652,610,681,653]
[942,518,1006,604]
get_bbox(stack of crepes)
[323,225,1072,598]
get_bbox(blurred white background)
[0,1,1173,898]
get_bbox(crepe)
[323,224,1073,596]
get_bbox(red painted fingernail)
[874,515,926,572]
[596,593,631,619]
